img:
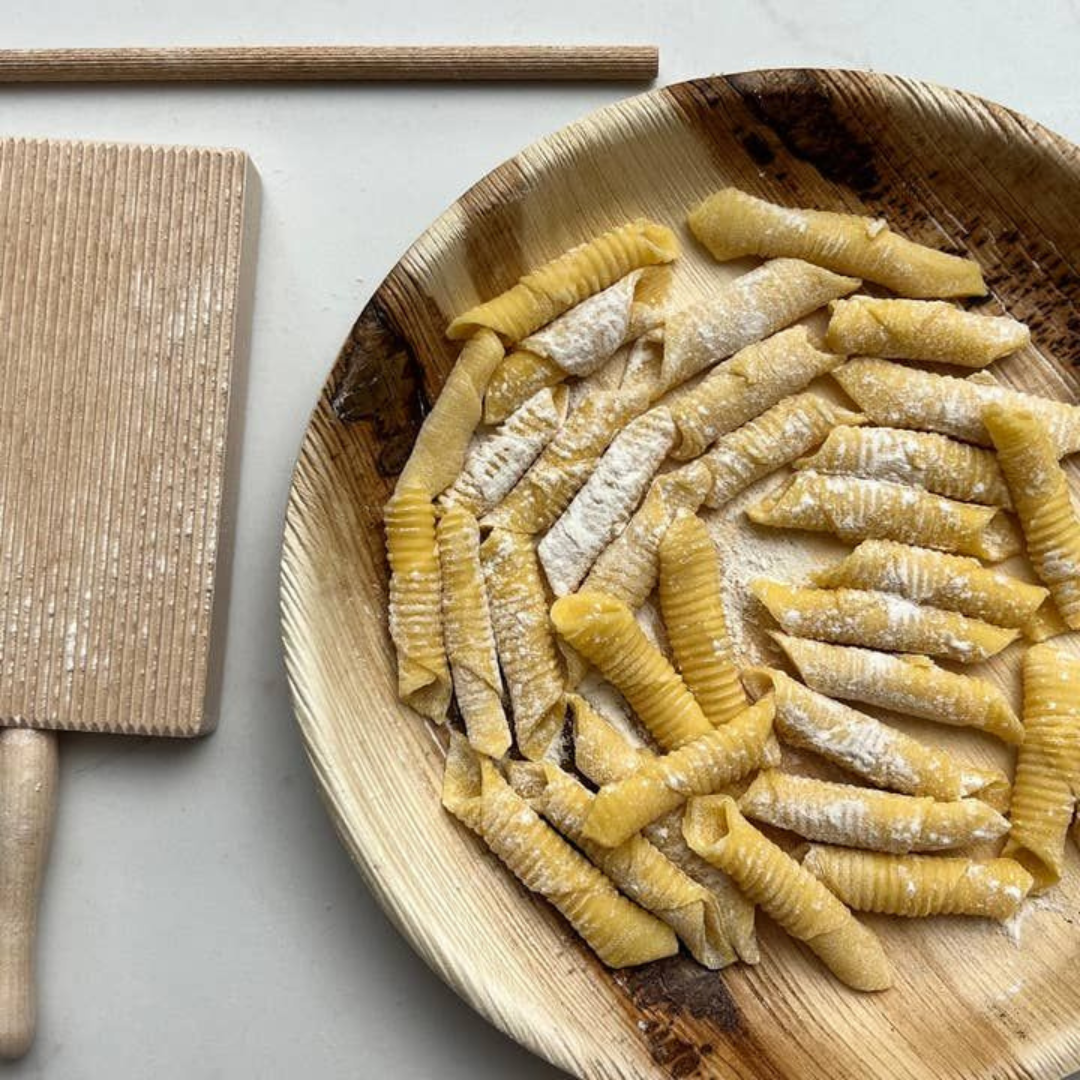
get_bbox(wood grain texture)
[281,71,1080,1080]
[0,46,658,83]
[0,137,253,736]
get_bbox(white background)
[3,3,1080,1078]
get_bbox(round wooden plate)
[281,69,1080,1080]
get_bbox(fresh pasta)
[538,407,675,596]
[550,591,712,751]
[751,579,1019,663]
[661,259,859,389]
[443,386,568,515]
[774,633,1024,744]
[833,358,1080,455]
[384,484,451,722]
[747,472,1022,561]
[447,218,678,342]
[682,796,892,992]
[483,387,647,534]
[442,735,678,967]
[568,694,760,965]
[582,697,776,847]
[688,188,985,298]
[739,770,1009,853]
[984,405,1080,629]
[802,847,1032,921]
[1003,643,1080,892]
[703,392,865,509]
[812,540,1048,629]
[397,329,504,496]
[483,267,669,422]
[508,760,734,968]
[480,529,565,759]
[795,425,1012,508]
[436,506,510,758]
[825,296,1028,367]
[744,668,967,801]
[665,325,845,459]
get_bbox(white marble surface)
[3,3,1080,1077]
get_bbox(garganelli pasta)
[661,259,859,389]
[665,326,846,460]
[984,405,1080,629]
[448,218,678,342]
[833,357,1080,455]
[747,472,1022,561]
[658,513,747,725]
[739,770,1009,853]
[582,697,776,847]
[825,296,1028,367]
[480,529,565,760]
[702,392,864,509]
[384,484,451,722]
[436,506,510,758]
[1003,644,1080,892]
[751,579,1019,663]
[442,735,678,967]
[688,188,985,298]
[682,796,892,992]
[774,633,1024,744]
[795,425,1012,508]
[802,847,1032,921]
[812,540,1047,629]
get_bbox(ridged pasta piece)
[795,425,1012,508]
[825,296,1028,367]
[682,796,892,992]
[482,267,669,422]
[480,529,565,759]
[833,358,1080,455]
[568,694,760,964]
[436,506,510,758]
[661,259,859,389]
[550,592,712,751]
[538,408,675,596]
[747,471,1022,562]
[744,668,965,801]
[740,770,1009,853]
[688,188,984,298]
[774,633,1024,744]
[984,406,1080,629]
[441,735,678,967]
[384,484,451,721]
[751,579,1019,664]
[802,847,1032,921]
[447,218,679,342]
[483,387,647,534]
[443,386,568,515]
[508,760,734,968]
[582,697,776,847]
[1003,643,1080,892]
[658,513,747,724]
[703,393,865,509]
[665,326,846,459]
[397,329,504,496]
[812,540,1047,629]
[582,462,712,611]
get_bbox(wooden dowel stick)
[0,46,658,83]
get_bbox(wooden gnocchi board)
[280,70,1080,1080]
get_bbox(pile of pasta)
[382,188,1080,993]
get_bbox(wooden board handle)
[0,45,658,83]
[0,730,58,1060]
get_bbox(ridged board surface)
[0,138,250,736]
[281,71,1080,1079]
